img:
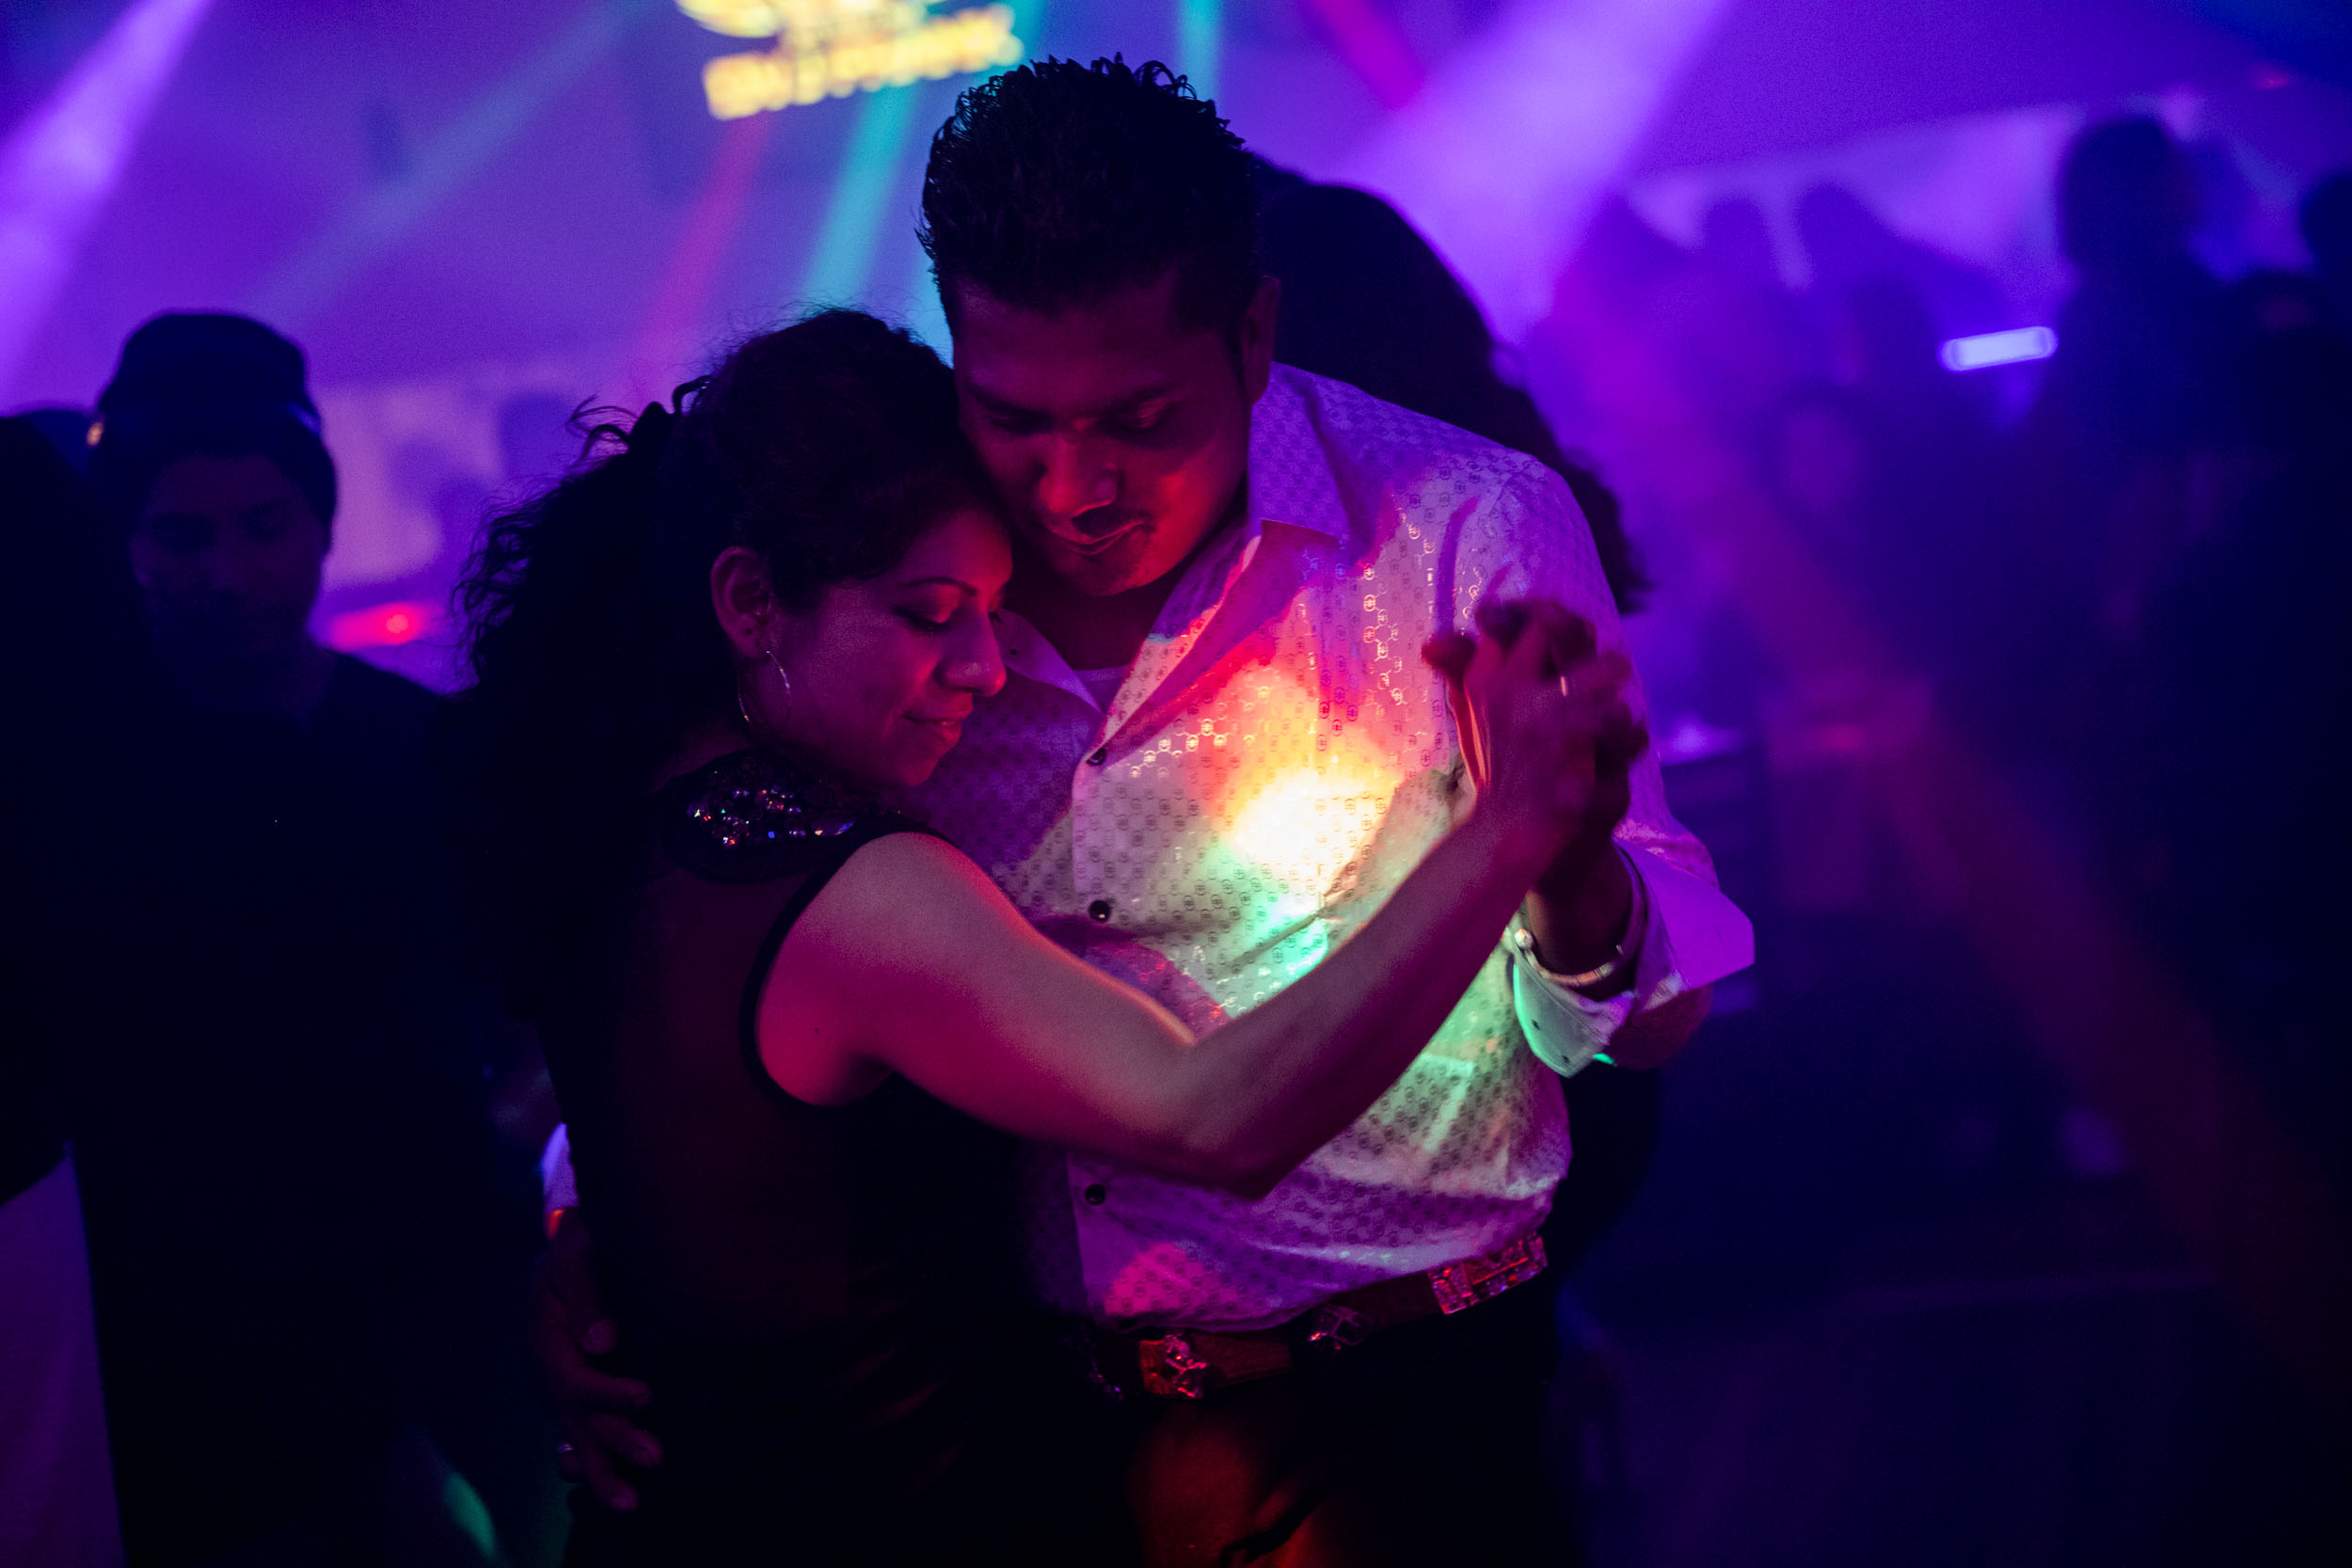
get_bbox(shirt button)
[1083,1183,1108,1206]
[1088,899,1112,923]
[1086,746,1108,766]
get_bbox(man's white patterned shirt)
[904,366,1752,1330]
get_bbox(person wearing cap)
[65,314,561,1566]
[88,310,342,718]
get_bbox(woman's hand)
[531,1208,660,1510]
[1424,598,1648,863]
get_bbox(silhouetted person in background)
[69,313,560,1566]
[1,415,151,1567]
[1808,269,2014,734]
[1828,275,1983,451]
[2135,312,2352,1192]
[1657,200,1814,462]
[1699,197,1780,293]
[1795,182,2007,349]
[2300,169,2352,337]
[2185,136,2262,280]
[1258,178,1647,613]
[2036,118,2231,495]
[1698,195,1819,405]
[2000,119,2233,785]
[1574,193,1692,307]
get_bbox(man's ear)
[708,546,779,659]
[1239,275,1280,404]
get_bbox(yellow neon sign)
[679,0,1023,119]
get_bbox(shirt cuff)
[1509,846,1754,1077]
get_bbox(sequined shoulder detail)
[655,750,872,884]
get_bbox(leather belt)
[1085,1233,1549,1402]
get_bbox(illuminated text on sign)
[677,0,1023,119]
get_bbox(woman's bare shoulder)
[793,831,1025,964]
[834,829,999,901]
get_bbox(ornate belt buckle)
[1429,1234,1549,1315]
[1138,1330,1215,1400]
[1305,1302,1367,1354]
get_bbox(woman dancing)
[452,310,1613,1563]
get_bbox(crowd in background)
[1527,118,2352,1210]
[3,107,2346,1565]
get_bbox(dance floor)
[1555,1007,2350,1567]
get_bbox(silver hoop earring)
[766,650,793,730]
[736,648,795,741]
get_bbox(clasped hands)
[1424,596,1648,910]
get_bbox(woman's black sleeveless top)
[543,752,1034,1564]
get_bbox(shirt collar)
[1246,365,1348,545]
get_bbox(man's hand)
[530,1208,660,1510]
[1427,598,1647,981]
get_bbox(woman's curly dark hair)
[448,309,996,1016]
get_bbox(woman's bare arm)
[758,610,1637,1196]
[762,808,1552,1196]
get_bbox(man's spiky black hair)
[918,56,1262,335]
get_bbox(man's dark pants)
[1100,1283,1575,1567]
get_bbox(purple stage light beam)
[0,0,216,397]
[626,110,776,404]
[251,0,654,330]
[1298,0,1424,110]
[1337,0,1729,339]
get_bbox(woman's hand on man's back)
[530,1207,660,1510]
